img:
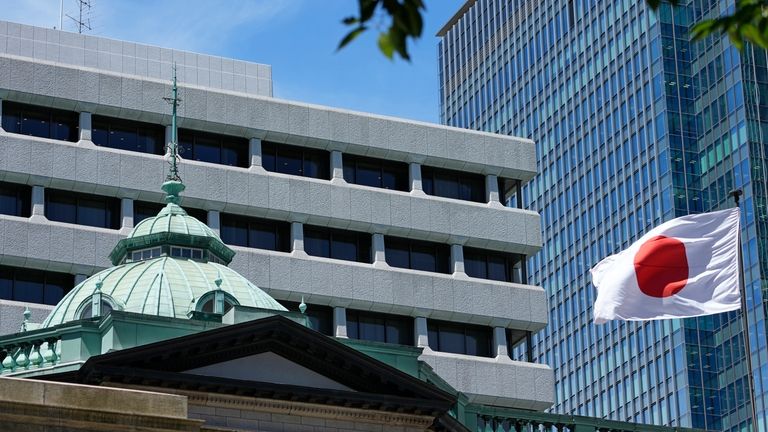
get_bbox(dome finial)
[162,63,184,205]
[299,296,307,314]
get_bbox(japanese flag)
[590,208,742,324]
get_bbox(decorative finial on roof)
[21,306,31,332]
[162,63,185,205]
[95,275,103,292]
[214,271,223,290]
[299,296,307,314]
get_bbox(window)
[422,165,485,203]
[347,309,414,345]
[179,129,249,168]
[133,200,207,224]
[45,189,120,229]
[92,116,164,154]
[2,101,78,142]
[427,319,492,357]
[343,154,409,191]
[130,247,162,262]
[0,182,31,217]
[170,246,204,260]
[280,300,333,336]
[80,300,115,319]
[463,247,526,283]
[196,291,240,315]
[385,236,450,274]
[262,141,330,179]
[220,213,291,252]
[304,225,371,263]
[507,329,533,362]
[0,265,74,305]
[498,177,522,208]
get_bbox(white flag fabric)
[591,208,741,324]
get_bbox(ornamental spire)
[162,64,185,205]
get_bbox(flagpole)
[730,189,759,431]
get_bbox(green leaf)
[337,26,367,51]
[378,32,395,59]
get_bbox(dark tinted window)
[262,141,330,180]
[0,182,31,217]
[2,101,78,142]
[133,200,207,225]
[464,247,526,283]
[280,300,333,336]
[427,319,492,357]
[304,225,371,263]
[343,154,409,191]
[422,166,485,203]
[498,177,522,208]
[347,309,413,345]
[384,236,450,274]
[45,190,120,229]
[92,116,164,154]
[220,213,290,252]
[507,329,533,362]
[0,265,74,305]
[179,129,248,168]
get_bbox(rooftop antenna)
[66,0,92,34]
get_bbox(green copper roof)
[42,257,286,327]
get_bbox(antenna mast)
[163,65,182,182]
[65,0,92,34]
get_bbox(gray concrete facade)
[0,22,552,409]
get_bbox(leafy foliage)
[338,0,425,61]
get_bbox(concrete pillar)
[333,307,348,338]
[486,174,500,204]
[451,244,465,275]
[291,222,304,253]
[409,163,422,192]
[249,138,262,168]
[415,317,429,348]
[120,198,134,229]
[31,186,45,218]
[493,327,509,358]
[372,233,386,267]
[330,150,344,182]
[74,274,88,286]
[207,210,220,235]
[79,112,92,142]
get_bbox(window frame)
[0,181,32,218]
[91,115,165,155]
[346,309,414,346]
[384,236,451,274]
[342,154,410,192]
[220,213,291,252]
[1,101,79,142]
[0,265,74,305]
[303,225,372,263]
[427,319,493,357]
[463,247,527,283]
[45,189,121,230]
[421,165,486,203]
[178,128,249,168]
[261,141,330,180]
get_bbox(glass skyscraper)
[438,1,768,430]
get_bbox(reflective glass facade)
[439,0,768,430]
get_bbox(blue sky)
[5,0,464,123]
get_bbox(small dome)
[129,203,218,239]
[42,257,287,327]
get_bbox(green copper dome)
[42,257,286,327]
[43,179,287,327]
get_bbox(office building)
[0,19,566,430]
[438,1,764,431]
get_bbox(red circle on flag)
[634,235,689,298]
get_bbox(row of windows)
[1,101,524,207]
[1,182,526,282]
[280,301,531,359]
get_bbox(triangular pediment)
[47,315,454,417]
[184,351,353,392]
